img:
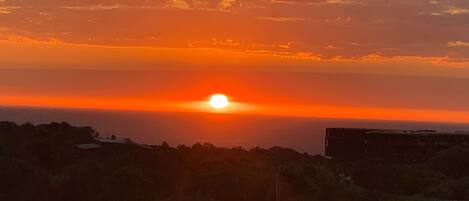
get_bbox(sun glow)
[209,94,229,109]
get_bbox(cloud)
[169,0,192,9]
[323,16,352,23]
[270,0,365,6]
[0,6,20,14]
[60,4,132,11]
[442,6,469,15]
[324,45,342,50]
[256,16,310,22]
[448,41,469,47]
[0,0,468,64]
[59,3,169,11]
[324,0,363,5]
[220,0,237,9]
[432,57,469,67]
[0,34,63,45]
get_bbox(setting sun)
[209,94,229,109]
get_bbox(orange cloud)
[0,6,20,14]
[0,0,467,61]
[448,41,469,47]
[442,6,469,15]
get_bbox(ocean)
[2,106,469,154]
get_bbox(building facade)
[325,128,469,160]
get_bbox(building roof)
[328,128,469,136]
[95,137,132,144]
[75,143,101,150]
[365,130,469,136]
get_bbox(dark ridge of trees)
[1,121,469,201]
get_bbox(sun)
[209,94,229,109]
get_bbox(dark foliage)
[0,121,468,201]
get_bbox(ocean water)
[2,106,469,154]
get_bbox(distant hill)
[1,121,469,201]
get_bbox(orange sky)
[0,0,469,123]
[3,94,469,124]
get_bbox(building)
[325,128,469,160]
[75,143,101,150]
[75,143,101,156]
[95,136,133,144]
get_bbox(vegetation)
[1,121,469,201]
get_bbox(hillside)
[1,121,469,201]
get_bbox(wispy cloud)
[442,6,469,15]
[324,45,342,50]
[257,16,310,22]
[59,4,159,11]
[165,0,240,12]
[0,0,468,64]
[0,34,63,45]
[270,0,364,6]
[448,41,469,47]
[0,6,20,14]
[324,0,363,5]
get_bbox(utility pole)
[275,166,281,201]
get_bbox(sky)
[0,0,469,123]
